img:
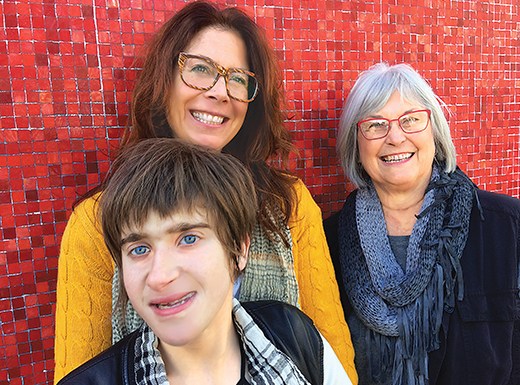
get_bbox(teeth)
[156,293,193,309]
[192,111,224,125]
[382,153,413,163]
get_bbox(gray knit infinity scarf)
[338,166,476,385]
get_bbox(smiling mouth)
[155,292,195,310]
[192,111,225,125]
[381,153,414,163]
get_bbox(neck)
[159,315,242,385]
[374,184,427,236]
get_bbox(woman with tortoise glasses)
[53,1,357,383]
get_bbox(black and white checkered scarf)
[132,299,310,385]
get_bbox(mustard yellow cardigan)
[53,179,357,383]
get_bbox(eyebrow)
[184,52,250,72]
[120,221,211,247]
[367,108,422,119]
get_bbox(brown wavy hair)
[119,0,296,242]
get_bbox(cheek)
[166,78,190,131]
[357,140,373,167]
[234,102,249,125]
[166,90,181,126]
[121,262,141,296]
[421,131,436,160]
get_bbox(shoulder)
[476,189,520,219]
[74,192,102,215]
[242,300,317,329]
[59,192,111,271]
[66,193,102,231]
[56,330,138,384]
[291,178,319,211]
[288,178,323,233]
[471,189,520,238]
[242,300,323,383]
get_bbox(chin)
[190,136,226,151]
[155,326,199,347]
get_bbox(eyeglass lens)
[358,110,430,139]
[181,56,257,101]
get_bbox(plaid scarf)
[131,299,310,385]
[238,220,299,306]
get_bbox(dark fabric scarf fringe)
[338,166,478,385]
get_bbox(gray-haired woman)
[325,62,519,385]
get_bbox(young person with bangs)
[57,138,351,385]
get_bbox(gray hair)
[337,62,457,188]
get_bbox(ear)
[237,236,250,272]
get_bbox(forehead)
[184,26,248,69]
[370,91,424,115]
[121,207,213,236]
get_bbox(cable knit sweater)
[53,178,357,384]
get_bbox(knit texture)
[52,179,357,384]
[338,167,476,385]
[53,195,113,383]
[240,218,299,305]
[289,180,357,384]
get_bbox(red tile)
[1,1,520,384]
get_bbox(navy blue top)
[325,189,520,385]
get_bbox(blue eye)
[180,235,198,245]
[129,245,150,256]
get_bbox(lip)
[150,291,196,317]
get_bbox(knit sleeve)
[289,179,358,384]
[53,195,114,383]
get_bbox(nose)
[205,75,229,102]
[145,247,180,291]
[385,119,406,144]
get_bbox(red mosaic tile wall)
[1,0,519,383]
